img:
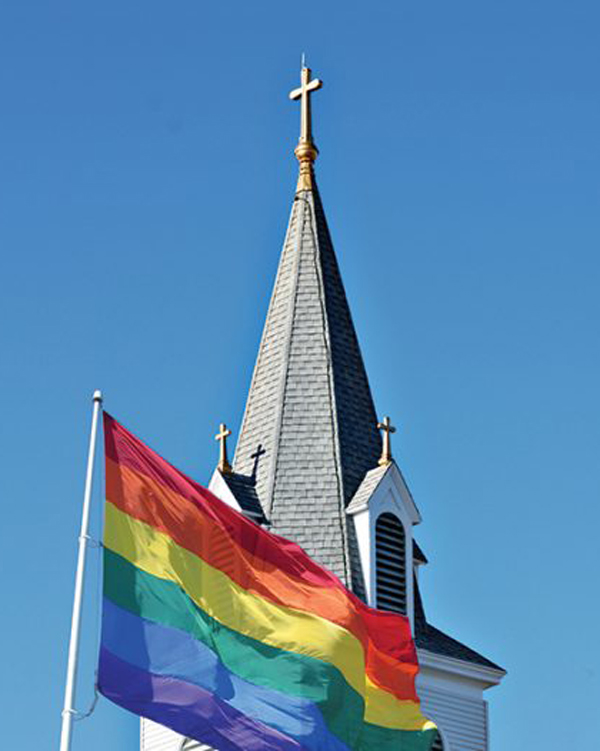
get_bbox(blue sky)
[1,1,599,749]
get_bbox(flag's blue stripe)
[100,598,351,751]
[99,647,299,751]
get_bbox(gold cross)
[215,422,232,474]
[289,64,323,191]
[289,65,323,145]
[377,416,396,466]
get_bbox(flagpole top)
[92,390,103,404]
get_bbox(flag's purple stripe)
[101,598,351,751]
[98,647,301,751]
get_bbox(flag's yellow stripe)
[105,501,431,731]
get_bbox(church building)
[142,66,505,751]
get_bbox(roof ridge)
[263,194,308,518]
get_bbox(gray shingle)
[346,464,389,514]
[221,472,266,524]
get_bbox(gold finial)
[215,422,232,474]
[289,64,323,192]
[377,416,396,466]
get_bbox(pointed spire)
[225,67,381,587]
[289,64,323,192]
[232,186,381,584]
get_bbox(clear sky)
[1,1,599,749]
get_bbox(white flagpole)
[59,390,103,751]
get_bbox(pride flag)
[98,414,436,751]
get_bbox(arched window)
[375,512,406,614]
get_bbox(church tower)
[141,66,505,751]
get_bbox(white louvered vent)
[375,512,406,614]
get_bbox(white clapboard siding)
[140,718,186,751]
[140,719,216,751]
[419,685,488,751]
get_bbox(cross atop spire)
[377,416,396,466]
[289,64,323,192]
[215,422,232,474]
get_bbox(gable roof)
[228,182,382,584]
[345,460,422,524]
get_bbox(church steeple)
[143,64,506,751]
[226,65,382,587]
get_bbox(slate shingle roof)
[417,624,504,671]
[230,182,381,585]
[345,464,388,514]
[221,472,266,524]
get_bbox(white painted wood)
[140,718,185,751]
[140,718,216,751]
[352,507,373,602]
[207,468,242,511]
[417,683,488,751]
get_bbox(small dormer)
[346,456,422,630]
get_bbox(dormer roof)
[345,461,422,524]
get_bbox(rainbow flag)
[98,414,436,751]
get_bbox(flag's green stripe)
[358,724,437,751]
[104,548,365,747]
